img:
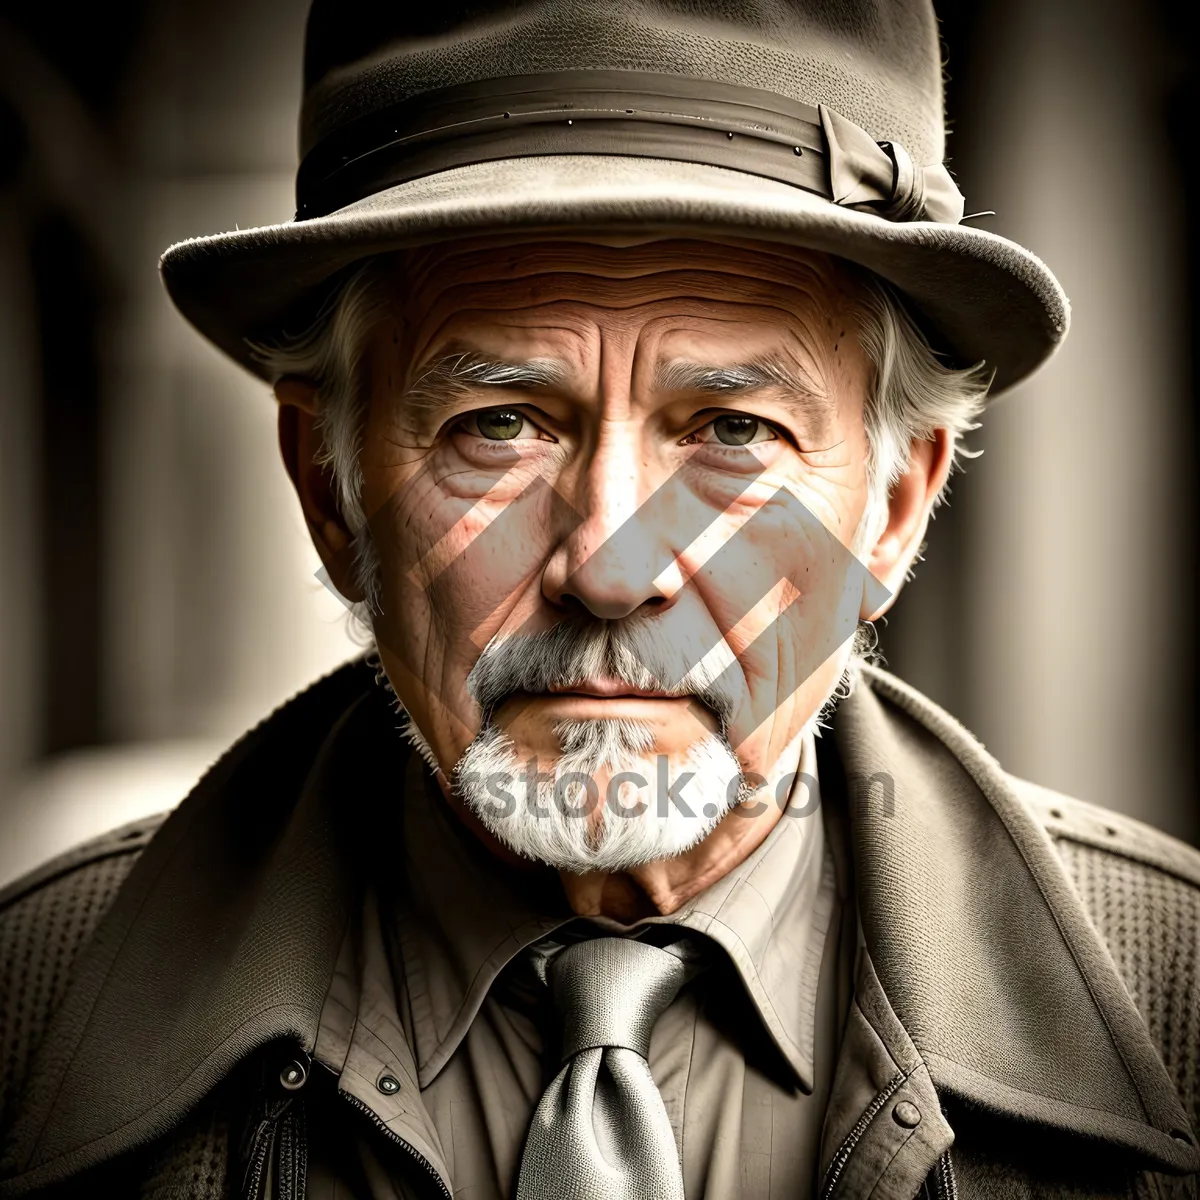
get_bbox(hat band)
[296,70,964,225]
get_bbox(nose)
[542,437,680,621]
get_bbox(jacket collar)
[3,661,1196,1194]
[832,666,1197,1174]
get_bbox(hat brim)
[160,154,1068,393]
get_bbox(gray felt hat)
[159,0,1069,392]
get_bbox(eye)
[473,409,528,440]
[687,414,779,447]
[452,405,557,450]
[713,415,767,445]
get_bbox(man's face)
[356,238,883,869]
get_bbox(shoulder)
[1007,776,1200,1014]
[1,657,378,915]
[0,813,164,915]
[1007,775,1200,992]
[1010,774,1200,891]
[0,657,380,1130]
[0,814,166,1129]
[0,815,165,983]
[1010,776,1200,1135]
[856,662,1200,887]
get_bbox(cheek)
[367,479,565,758]
[727,644,851,771]
[369,464,565,656]
[688,482,857,621]
[686,491,867,738]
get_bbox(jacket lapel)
[834,666,1197,1175]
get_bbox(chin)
[451,718,748,873]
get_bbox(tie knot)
[548,937,690,1061]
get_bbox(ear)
[275,377,364,602]
[859,428,954,620]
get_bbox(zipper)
[241,1096,296,1200]
[819,1071,907,1199]
[340,1091,452,1200]
[276,1096,308,1200]
[241,1116,272,1200]
[930,1151,957,1200]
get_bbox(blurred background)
[0,0,1195,885]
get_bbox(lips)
[545,678,679,700]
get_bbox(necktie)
[516,936,692,1200]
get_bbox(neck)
[554,796,789,920]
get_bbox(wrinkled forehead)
[382,235,866,373]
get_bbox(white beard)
[451,717,747,873]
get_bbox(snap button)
[378,1074,401,1095]
[279,1058,309,1091]
[892,1100,921,1128]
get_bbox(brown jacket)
[1,660,1197,1199]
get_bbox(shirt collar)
[392,732,839,1090]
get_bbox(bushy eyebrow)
[403,348,570,413]
[655,355,836,438]
[655,356,826,400]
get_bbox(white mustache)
[466,614,737,731]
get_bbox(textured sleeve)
[1053,836,1200,1140]
[0,817,163,1132]
[1010,773,1200,1150]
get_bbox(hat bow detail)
[819,104,964,225]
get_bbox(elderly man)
[2,2,1198,1198]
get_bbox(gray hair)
[252,253,992,615]
[250,260,395,612]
